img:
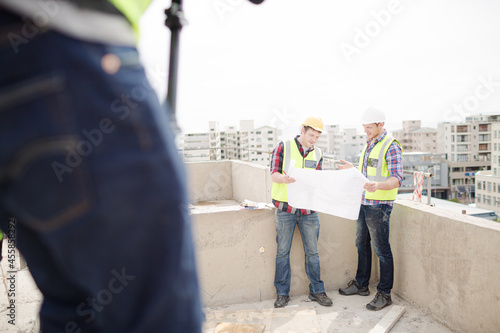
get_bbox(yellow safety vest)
[109,0,152,37]
[358,135,402,201]
[272,140,322,203]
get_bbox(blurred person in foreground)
[0,1,202,331]
[269,116,333,308]
[337,107,403,311]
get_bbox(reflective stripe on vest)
[108,0,152,38]
[358,135,401,201]
[271,140,322,203]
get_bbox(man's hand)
[337,159,354,170]
[364,181,378,192]
[272,172,296,184]
[282,174,296,184]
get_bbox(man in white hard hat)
[337,107,403,311]
[270,116,333,308]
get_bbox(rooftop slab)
[203,290,454,333]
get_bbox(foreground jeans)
[0,9,202,332]
[274,210,325,295]
[355,204,394,294]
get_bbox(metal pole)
[165,0,187,135]
[427,168,432,206]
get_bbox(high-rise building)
[437,114,500,201]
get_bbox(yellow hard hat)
[302,116,324,133]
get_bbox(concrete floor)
[203,291,455,333]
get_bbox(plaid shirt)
[360,130,403,206]
[270,136,323,214]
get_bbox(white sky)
[138,0,500,138]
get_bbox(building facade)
[179,120,281,166]
[476,122,500,216]
[392,120,438,153]
[437,114,500,201]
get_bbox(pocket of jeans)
[366,204,382,211]
[0,74,95,233]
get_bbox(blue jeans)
[274,210,325,295]
[355,204,394,294]
[0,9,201,332]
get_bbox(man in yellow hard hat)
[337,107,403,311]
[270,116,333,308]
[0,1,201,332]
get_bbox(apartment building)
[437,114,500,201]
[476,122,500,216]
[179,120,281,166]
[392,120,438,153]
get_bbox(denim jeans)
[355,204,394,294]
[274,210,325,295]
[0,9,201,332]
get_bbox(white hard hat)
[360,107,385,124]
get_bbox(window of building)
[478,181,482,190]
[488,182,492,191]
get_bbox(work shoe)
[308,292,333,306]
[366,291,392,311]
[339,280,370,296]
[274,295,290,308]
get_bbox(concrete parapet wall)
[191,208,358,307]
[392,200,500,333]
[187,161,233,203]
[187,160,272,204]
[231,161,273,204]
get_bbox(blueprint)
[287,166,369,220]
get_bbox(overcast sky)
[138,0,500,138]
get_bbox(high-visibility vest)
[108,0,152,37]
[358,135,402,201]
[271,140,322,202]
